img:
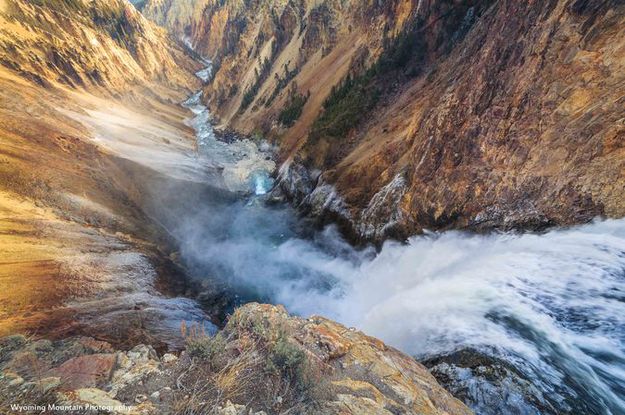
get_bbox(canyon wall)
[0,0,201,340]
[146,0,625,242]
[0,0,197,93]
[140,0,209,39]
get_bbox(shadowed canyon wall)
[144,0,625,242]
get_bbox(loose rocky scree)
[0,304,471,414]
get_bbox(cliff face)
[140,0,209,40]
[323,0,625,241]
[0,0,197,93]
[148,0,625,242]
[190,0,428,133]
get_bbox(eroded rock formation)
[0,0,202,341]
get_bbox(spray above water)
[252,171,274,195]
[174,187,625,414]
[326,222,625,414]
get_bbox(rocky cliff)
[140,0,209,40]
[0,303,471,415]
[148,0,625,242]
[0,0,197,93]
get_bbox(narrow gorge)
[0,1,624,414]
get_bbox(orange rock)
[50,354,117,390]
[159,0,625,242]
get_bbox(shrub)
[30,0,82,11]
[267,334,306,376]
[309,24,426,142]
[278,91,308,127]
[186,334,226,361]
[228,84,238,98]
[175,311,327,414]
[375,27,425,75]
[266,62,299,106]
[182,322,228,368]
[240,56,272,111]
[0,335,27,362]
[310,72,380,140]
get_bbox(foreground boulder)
[0,304,471,414]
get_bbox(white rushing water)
[173,62,625,415]
[182,91,275,194]
[298,222,625,414]
[177,192,625,414]
[182,36,214,84]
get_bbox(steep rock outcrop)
[322,0,625,240]
[140,0,209,41]
[0,0,198,93]
[0,0,203,342]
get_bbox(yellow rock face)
[0,0,200,341]
[0,0,198,93]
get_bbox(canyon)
[0,0,470,414]
[143,0,625,242]
[0,0,624,414]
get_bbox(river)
[155,61,625,415]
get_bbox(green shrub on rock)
[278,92,309,127]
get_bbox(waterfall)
[173,59,625,415]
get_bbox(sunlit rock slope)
[0,0,203,343]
